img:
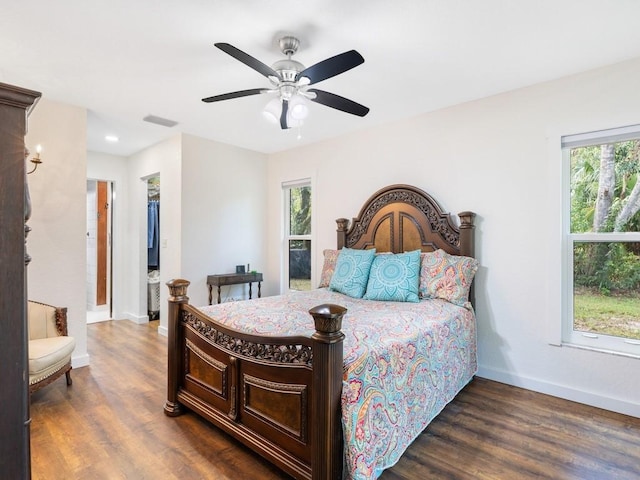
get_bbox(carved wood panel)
[243,374,308,442]
[340,184,468,256]
[185,338,227,396]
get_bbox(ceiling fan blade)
[296,50,364,85]
[215,43,280,80]
[280,99,289,129]
[308,89,369,117]
[202,88,265,103]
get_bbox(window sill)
[559,341,640,360]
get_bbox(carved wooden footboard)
[165,279,347,480]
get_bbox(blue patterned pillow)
[363,250,421,302]
[329,248,376,298]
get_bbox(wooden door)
[96,181,108,306]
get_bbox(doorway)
[147,176,160,320]
[87,179,113,323]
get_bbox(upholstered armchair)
[28,300,76,393]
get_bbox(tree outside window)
[567,135,640,349]
[286,184,312,291]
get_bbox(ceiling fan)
[202,36,370,130]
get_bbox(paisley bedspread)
[198,288,477,480]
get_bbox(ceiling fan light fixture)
[263,97,282,123]
[288,94,309,120]
[286,111,303,129]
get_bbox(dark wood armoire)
[0,82,41,479]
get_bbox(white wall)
[26,98,89,367]
[180,134,268,307]
[87,151,129,320]
[124,134,268,334]
[126,135,182,334]
[266,57,640,417]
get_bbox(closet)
[147,177,160,320]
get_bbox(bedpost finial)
[309,304,347,333]
[166,279,190,302]
[458,211,476,228]
[336,218,349,250]
[457,211,475,258]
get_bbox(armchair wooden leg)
[65,369,72,386]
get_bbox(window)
[563,125,640,356]
[283,181,312,291]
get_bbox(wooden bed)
[164,184,476,480]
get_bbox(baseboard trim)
[477,365,640,418]
[157,325,168,337]
[71,353,90,368]
[123,312,149,325]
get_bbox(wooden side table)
[207,272,263,305]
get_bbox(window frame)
[282,179,313,293]
[562,126,640,357]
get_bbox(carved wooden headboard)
[336,184,475,258]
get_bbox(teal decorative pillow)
[363,250,421,302]
[329,248,376,298]
[318,249,339,288]
[419,249,478,308]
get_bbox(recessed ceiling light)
[105,135,119,143]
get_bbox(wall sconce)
[27,144,43,174]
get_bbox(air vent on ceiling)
[143,114,178,128]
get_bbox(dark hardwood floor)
[30,320,640,479]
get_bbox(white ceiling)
[3,0,640,156]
